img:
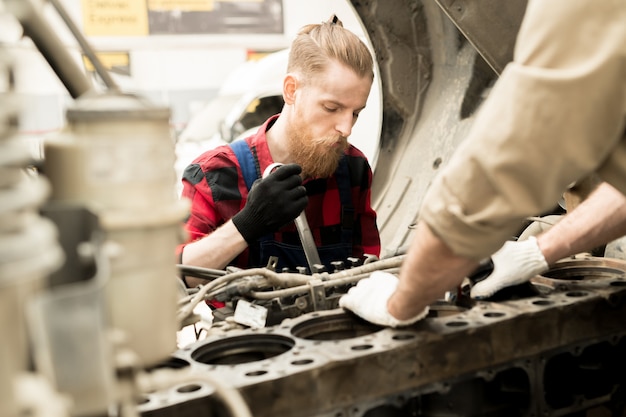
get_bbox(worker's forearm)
[181,221,248,287]
[538,182,626,265]
[388,221,478,320]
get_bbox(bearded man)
[179,15,380,287]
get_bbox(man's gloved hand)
[339,271,429,328]
[470,236,549,299]
[232,163,308,244]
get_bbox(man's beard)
[286,121,348,179]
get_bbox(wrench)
[263,163,322,273]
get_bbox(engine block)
[138,257,626,417]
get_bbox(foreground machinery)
[1,1,626,417]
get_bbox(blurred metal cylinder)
[44,93,188,367]
[0,52,64,417]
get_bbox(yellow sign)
[148,0,215,11]
[82,52,130,74]
[81,0,149,37]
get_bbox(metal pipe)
[177,256,406,321]
[48,0,120,92]
[248,267,401,300]
[5,0,93,98]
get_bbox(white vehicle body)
[173,48,288,192]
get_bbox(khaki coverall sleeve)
[419,0,626,260]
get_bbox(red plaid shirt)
[179,115,381,269]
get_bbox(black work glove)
[232,163,308,244]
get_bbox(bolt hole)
[392,333,416,341]
[351,344,373,351]
[483,312,505,318]
[566,291,588,298]
[177,384,202,393]
[245,370,268,377]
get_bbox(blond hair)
[288,15,374,83]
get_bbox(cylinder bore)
[291,313,382,341]
[191,334,295,365]
[540,258,626,281]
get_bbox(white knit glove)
[470,236,549,299]
[339,271,429,327]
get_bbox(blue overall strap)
[230,140,260,190]
[334,156,355,244]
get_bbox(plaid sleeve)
[179,149,246,244]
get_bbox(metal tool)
[263,163,322,273]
